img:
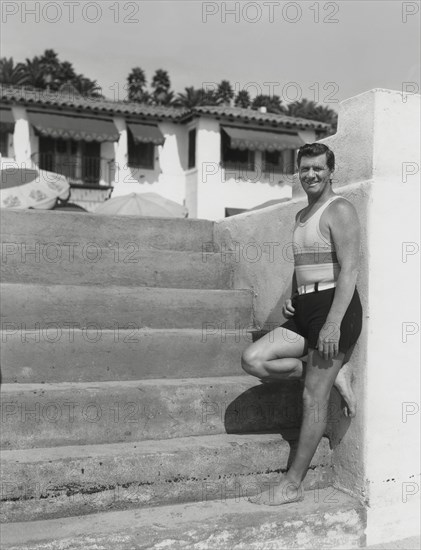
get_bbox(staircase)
[0,209,365,549]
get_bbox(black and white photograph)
[0,1,420,548]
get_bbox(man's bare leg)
[241,327,308,380]
[250,349,345,506]
[333,362,356,417]
[242,327,356,416]
[260,354,357,418]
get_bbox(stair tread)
[1,375,270,391]
[1,282,252,293]
[1,487,364,549]
[1,210,216,252]
[0,432,299,461]
[1,327,252,334]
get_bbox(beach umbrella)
[0,165,70,210]
[95,192,188,218]
[53,202,88,212]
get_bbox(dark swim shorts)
[280,287,363,354]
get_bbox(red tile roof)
[0,85,187,121]
[188,106,330,131]
[0,85,330,131]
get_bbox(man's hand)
[283,299,295,319]
[317,321,341,360]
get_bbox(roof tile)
[0,85,330,130]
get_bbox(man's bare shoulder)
[325,196,360,232]
[327,196,358,219]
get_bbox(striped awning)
[28,111,119,142]
[128,123,164,145]
[223,126,304,152]
[0,108,15,133]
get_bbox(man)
[241,142,363,506]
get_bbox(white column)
[111,115,132,196]
[196,117,222,219]
[11,106,33,166]
[100,141,115,186]
[317,89,420,545]
[363,90,420,545]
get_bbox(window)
[262,149,296,174]
[188,128,196,169]
[38,137,101,184]
[283,149,297,174]
[128,130,154,169]
[262,150,283,173]
[0,132,9,157]
[221,130,255,170]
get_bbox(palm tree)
[174,86,217,108]
[72,75,103,97]
[287,98,318,119]
[174,87,201,108]
[22,57,45,89]
[286,99,337,133]
[39,49,61,90]
[202,88,218,105]
[216,80,234,106]
[251,94,286,114]
[127,67,148,102]
[234,90,251,109]
[0,57,27,86]
[151,69,172,105]
[57,61,77,85]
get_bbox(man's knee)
[302,384,330,409]
[241,347,264,377]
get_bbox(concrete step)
[1,329,252,383]
[1,376,302,449]
[0,208,216,252]
[1,246,234,289]
[0,432,333,522]
[0,487,366,549]
[1,283,254,330]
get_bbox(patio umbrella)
[0,165,70,210]
[95,192,188,218]
[53,202,88,212]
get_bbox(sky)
[1,0,420,106]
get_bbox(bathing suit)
[280,195,363,354]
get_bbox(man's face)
[298,153,332,196]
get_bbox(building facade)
[0,85,329,219]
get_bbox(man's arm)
[317,199,360,359]
[291,271,298,298]
[326,199,361,325]
[290,208,303,298]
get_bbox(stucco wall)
[213,89,420,545]
[11,106,35,166]
[111,120,187,206]
[195,117,314,220]
[213,179,370,502]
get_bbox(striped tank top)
[293,195,341,286]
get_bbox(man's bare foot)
[248,476,304,506]
[334,362,357,418]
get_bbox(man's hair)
[296,143,335,171]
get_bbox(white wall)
[11,106,34,166]
[213,89,421,546]
[100,141,115,186]
[195,117,311,220]
[361,90,420,545]
[111,119,187,206]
